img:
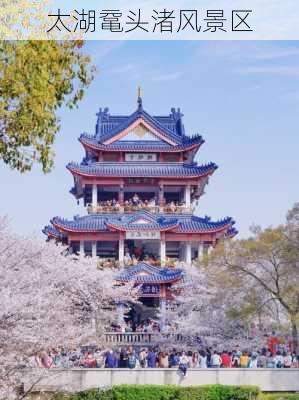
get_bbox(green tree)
[210,206,299,351]
[0,40,95,172]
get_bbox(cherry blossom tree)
[0,216,134,399]
[157,263,269,350]
[155,266,225,347]
[209,220,299,352]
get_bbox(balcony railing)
[104,329,217,346]
[87,204,194,215]
[97,259,182,269]
[124,205,160,213]
[87,205,121,214]
[104,332,184,345]
[163,205,194,214]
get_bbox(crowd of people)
[110,319,162,333]
[87,194,190,214]
[96,249,178,268]
[123,195,158,212]
[32,346,299,375]
[87,199,121,213]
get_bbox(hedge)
[55,384,260,400]
[259,395,299,400]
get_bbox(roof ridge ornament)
[137,85,143,113]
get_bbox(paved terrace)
[32,368,299,393]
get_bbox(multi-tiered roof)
[44,96,237,246]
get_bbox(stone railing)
[31,368,299,393]
[105,332,184,345]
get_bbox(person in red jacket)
[221,351,232,368]
[268,333,279,354]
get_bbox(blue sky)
[1,41,299,238]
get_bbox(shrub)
[56,384,260,400]
[259,394,299,400]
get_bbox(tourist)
[118,348,129,368]
[128,351,139,369]
[105,350,118,368]
[84,352,97,368]
[210,351,222,368]
[283,351,293,368]
[169,201,176,212]
[149,198,156,208]
[134,245,143,260]
[52,349,62,367]
[221,351,231,368]
[258,349,267,368]
[206,347,212,367]
[124,251,132,266]
[169,349,180,368]
[274,351,284,368]
[132,193,139,205]
[158,351,169,368]
[132,254,138,266]
[199,350,207,368]
[248,353,258,368]
[191,351,200,368]
[125,321,133,333]
[291,352,298,367]
[266,352,276,368]
[178,351,189,376]
[139,348,148,368]
[239,351,249,368]
[95,349,106,368]
[187,351,193,367]
[146,348,157,368]
[40,351,53,369]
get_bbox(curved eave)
[117,276,182,284]
[79,136,204,154]
[42,226,64,240]
[174,222,235,235]
[66,164,218,180]
[227,227,238,238]
[51,219,104,234]
[106,222,179,232]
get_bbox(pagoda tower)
[44,94,237,316]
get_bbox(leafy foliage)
[208,204,299,351]
[0,40,95,172]
[259,395,299,400]
[54,385,260,400]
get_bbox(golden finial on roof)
[137,86,143,111]
[137,85,142,99]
